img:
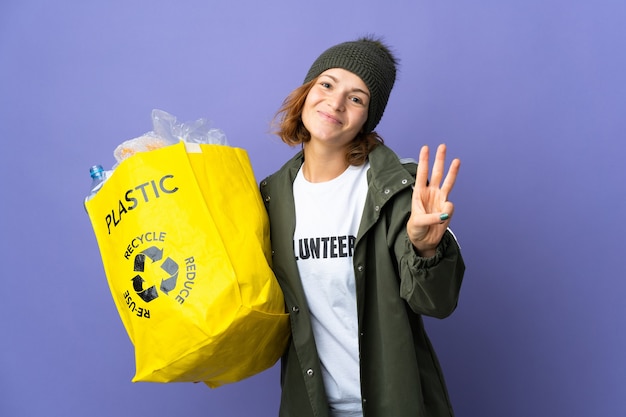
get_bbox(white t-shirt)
[293,162,370,416]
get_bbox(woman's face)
[301,68,369,149]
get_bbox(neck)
[302,143,349,183]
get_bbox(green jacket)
[260,144,465,417]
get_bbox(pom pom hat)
[303,36,398,134]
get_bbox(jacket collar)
[366,144,416,204]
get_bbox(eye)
[320,82,331,89]
[350,96,367,106]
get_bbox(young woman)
[260,36,465,417]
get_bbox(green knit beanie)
[303,36,398,133]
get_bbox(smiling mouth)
[318,111,342,125]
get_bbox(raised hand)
[406,144,461,257]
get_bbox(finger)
[410,203,454,226]
[415,145,430,188]
[417,212,452,226]
[430,144,447,187]
[441,201,455,218]
[437,202,455,224]
[440,158,461,199]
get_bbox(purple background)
[1,1,625,416]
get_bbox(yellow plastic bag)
[85,141,290,388]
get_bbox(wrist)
[408,235,437,258]
[413,245,437,258]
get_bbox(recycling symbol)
[131,246,179,302]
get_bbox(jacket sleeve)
[397,229,465,319]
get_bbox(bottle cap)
[89,165,104,179]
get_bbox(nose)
[327,92,345,112]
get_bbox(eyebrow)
[320,74,370,97]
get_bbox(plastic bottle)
[84,164,106,207]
